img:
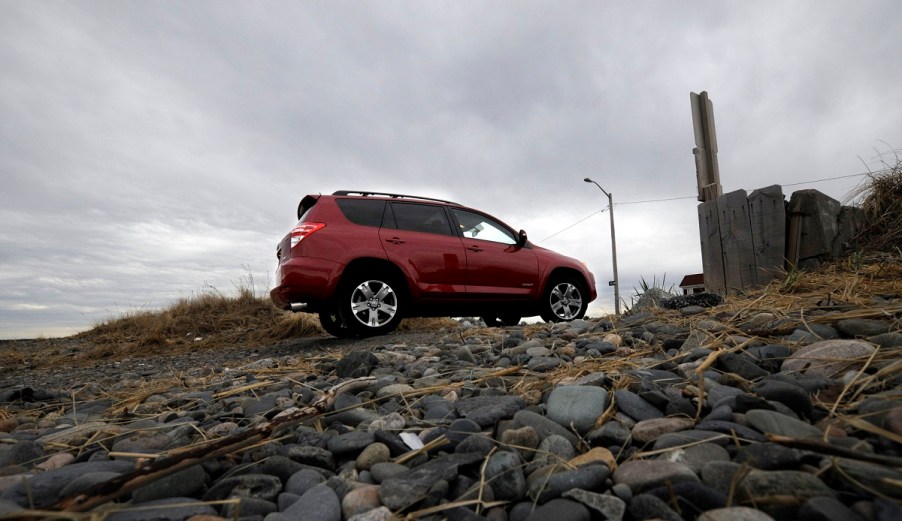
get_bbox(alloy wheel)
[349,280,399,328]
[549,282,583,320]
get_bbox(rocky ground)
[1,276,901,520]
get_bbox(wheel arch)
[541,267,591,294]
[339,257,411,301]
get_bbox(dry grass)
[850,160,902,253]
[68,284,459,364]
[397,317,460,332]
[78,286,317,354]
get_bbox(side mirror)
[518,229,528,246]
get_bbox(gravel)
[1,305,901,521]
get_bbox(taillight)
[290,222,326,247]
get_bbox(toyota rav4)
[271,191,596,337]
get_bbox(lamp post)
[584,178,621,315]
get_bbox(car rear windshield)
[336,199,386,227]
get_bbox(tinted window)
[336,199,386,227]
[452,209,517,245]
[390,203,453,236]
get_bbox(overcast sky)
[2,1,900,339]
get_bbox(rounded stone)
[369,462,409,483]
[513,410,579,447]
[613,390,663,421]
[456,395,526,427]
[799,496,864,521]
[836,318,891,337]
[562,489,626,521]
[527,463,610,503]
[528,434,576,474]
[375,384,416,399]
[526,346,551,357]
[656,442,731,474]
[568,447,616,471]
[346,506,394,521]
[132,464,208,503]
[110,431,171,455]
[698,506,776,521]
[546,385,608,435]
[781,340,876,377]
[285,468,326,496]
[102,498,217,521]
[745,409,822,439]
[327,430,376,455]
[752,380,813,419]
[646,481,727,517]
[336,351,380,378]
[735,442,803,470]
[341,484,382,519]
[524,498,590,521]
[629,493,683,521]
[0,441,44,467]
[455,433,496,456]
[613,460,699,493]
[631,417,695,444]
[499,426,540,460]
[733,469,835,519]
[356,443,391,471]
[587,420,631,447]
[485,450,526,501]
[282,483,341,521]
[528,356,564,372]
[203,473,282,502]
[59,471,122,499]
[447,418,482,445]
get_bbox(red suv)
[271,191,597,337]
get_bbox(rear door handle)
[467,246,483,252]
[385,237,406,245]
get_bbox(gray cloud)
[2,1,900,337]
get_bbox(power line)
[617,195,696,205]
[538,169,873,244]
[538,209,604,243]
[614,171,870,205]
[781,171,869,188]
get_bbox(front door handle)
[467,246,483,252]
[385,237,406,245]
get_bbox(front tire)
[340,273,404,337]
[540,276,588,322]
[319,307,355,338]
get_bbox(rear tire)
[540,276,589,322]
[340,273,404,337]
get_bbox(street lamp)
[584,177,621,315]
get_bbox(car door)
[379,202,469,297]
[450,208,539,297]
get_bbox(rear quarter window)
[336,199,386,227]
[388,202,454,236]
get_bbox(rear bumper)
[270,256,343,311]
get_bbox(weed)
[780,267,804,293]
[625,274,675,312]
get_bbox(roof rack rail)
[332,190,460,206]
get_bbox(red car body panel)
[458,238,539,297]
[379,228,469,297]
